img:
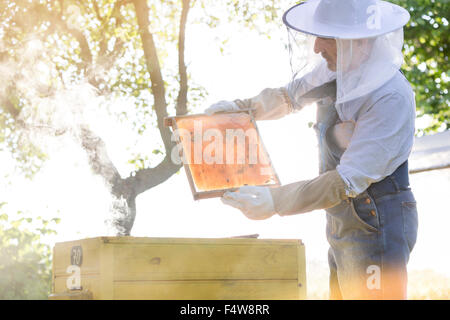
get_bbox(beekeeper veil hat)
[283,0,410,104]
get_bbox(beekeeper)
[205,0,418,299]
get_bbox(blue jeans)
[326,162,419,299]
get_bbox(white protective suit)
[228,67,415,216]
[214,0,415,218]
[219,0,418,300]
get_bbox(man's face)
[314,37,337,71]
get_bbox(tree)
[0,0,289,235]
[0,0,193,235]
[392,0,449,133]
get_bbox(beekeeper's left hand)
[221,186,276,220]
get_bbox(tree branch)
[176,0,190,116]
[91,0,102,21]
[132,0,173,153]
[98,0,130,58]
[123,155,181,196]
[0,96,20,119]
[78,125,124,192]
[126,0,189,196]
[42,7,93,70]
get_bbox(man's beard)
[322,54,336,71]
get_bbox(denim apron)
[310,81,419,299]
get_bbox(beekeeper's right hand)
[204,100,240,116]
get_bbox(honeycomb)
[174,112,278,192]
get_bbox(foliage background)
[392,0,449,133]
[0,203,59,299]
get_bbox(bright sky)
[1,16,449,297]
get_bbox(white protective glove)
[204,100,240,116]
[221,186,276,220]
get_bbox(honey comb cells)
[167,111,280,199]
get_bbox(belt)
[366,161,410,199]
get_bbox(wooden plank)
[113,279,300,300]
[101,236,301,246]
[166,109,253,123]
[51,246,56,295]
[49,290,93,300]
[53,274,100,299]
[193,187,238,200]
[113,242,298,281]
[51,237,306,300]
[297,242,307,299]
[164,117,173,127]
[192,184,280,200]
[171,117,199,200]
[53,238,101,276]
[99,242,114,299]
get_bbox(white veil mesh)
[335,28,404,104]
[286,27,404,105]
[288,27,338,85]
[286,28,336,106]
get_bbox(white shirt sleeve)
[285,61,337,111]
[235,79,312,121]
[237,62,336,120]
[336,91,416,196]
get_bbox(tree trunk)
[75,0,190,235]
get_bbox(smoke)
[105,195,131,236]
[19,84,99,148]
[0,35,130,236]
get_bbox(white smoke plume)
[1,35,129,236]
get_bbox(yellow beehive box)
[50,236,306,300]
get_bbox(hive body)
[50,237,306,300]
